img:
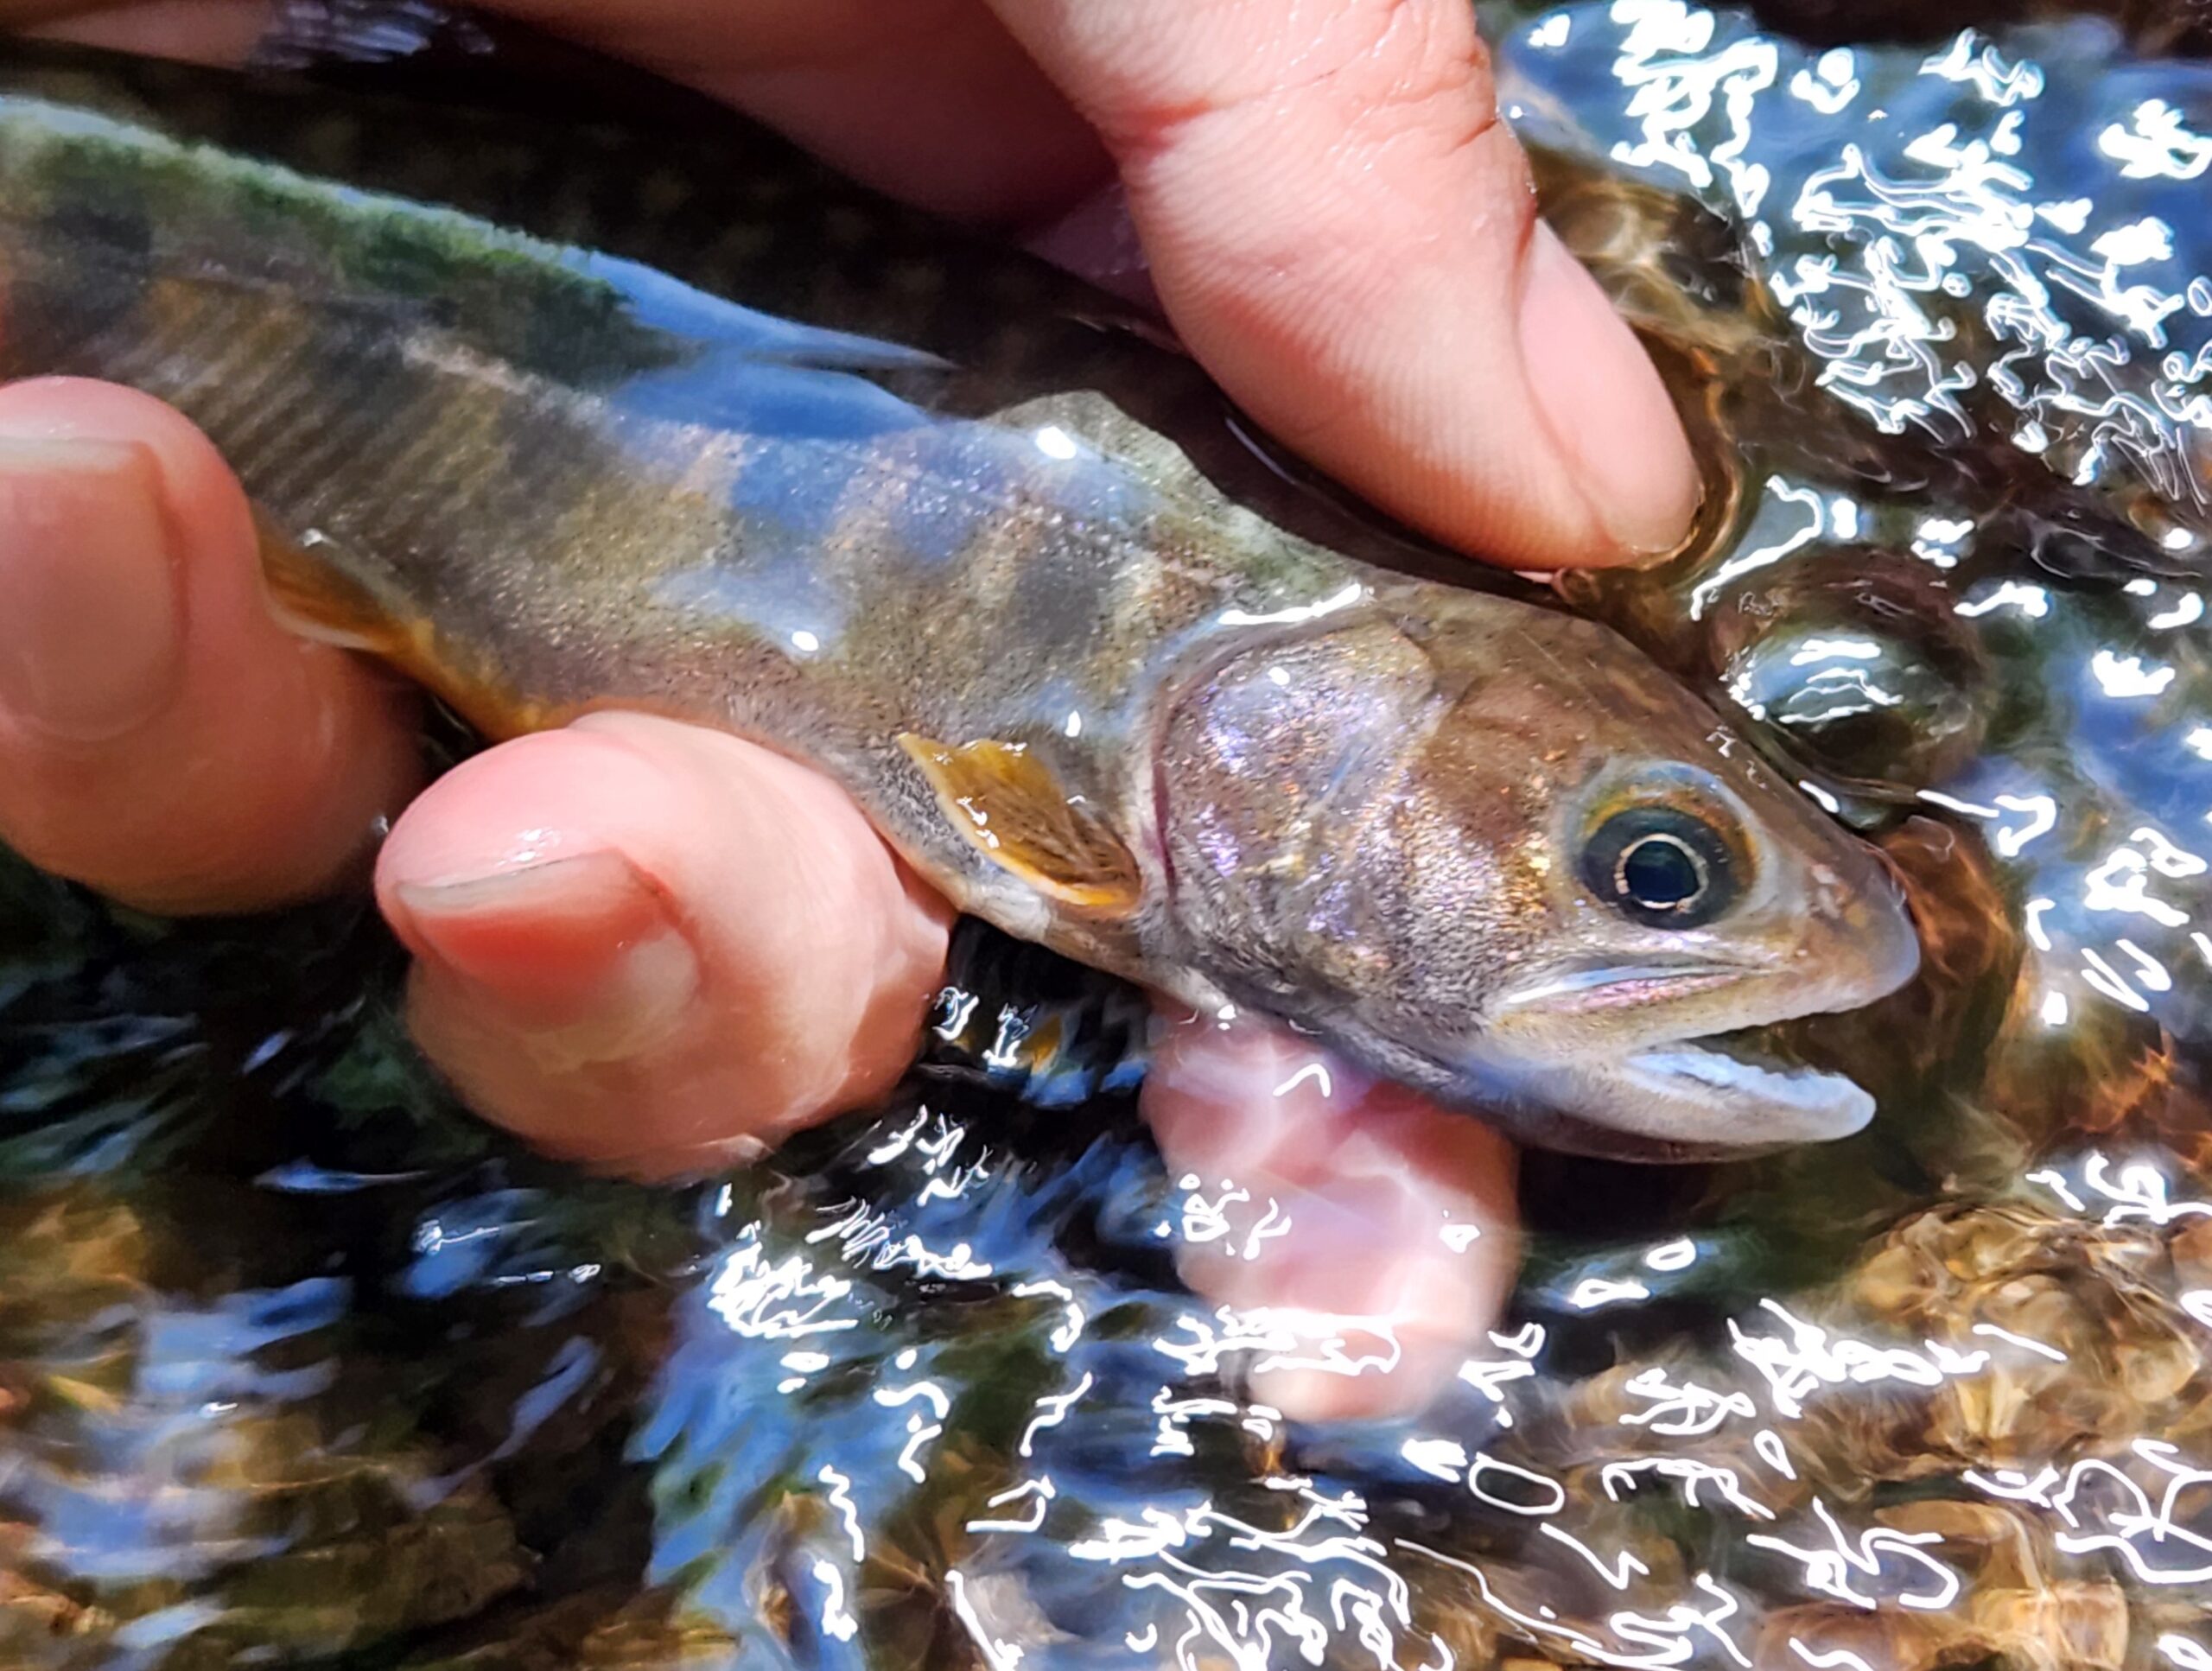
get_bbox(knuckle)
[1111,0,1500,162]
[1260,0,1497,150]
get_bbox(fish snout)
[1802,855,1923,1001]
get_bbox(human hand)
[0,0,1695,1418]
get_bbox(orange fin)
[897,734,1142,913]
[255,508,546,740]
[255,510,410,658]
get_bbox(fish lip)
[1618,1038,1877,1140]
[1468,964,1902,1149]
[1490,960,1776,1019]
[1457,1032,1879,1152]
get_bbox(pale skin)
[0,0,1699,1419]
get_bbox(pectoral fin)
[257,511,410,657]
[897,734,1143,913]
[256,508,551,740]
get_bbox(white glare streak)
[1799,779,1842,813]
[1538,1521,1654,1589]
[1466,1454,1568,1517]
[819,1465,867,1561]
[1754,1429,1799,1480]
[1219,581,1364,628]
[1971,1321,2069,1362]
[1918,788,1999,818]
[1955,581,2049,618]
[1691,480,1830,619]
[1789,636,1880,664]
[1019,1374,1094,1458]
[2150,592,2206,628]
[1993,793,2056,855]
[812,1560,858,1642]
[946,1570,1024,1671]
[1402,1439,1470,1483]
[2026,1167,2089,1212]
[2091,649,2178,698]
[2081,947,2153,1012]
[1745,1499,1961,1611]
[1793,1642,1878,1671]
[1568,1276,1652,1309]
[707,1238,857,1339]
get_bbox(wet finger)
[376,710,953,1175]
[1141,1011,1519,1422]
[0,378,420,913]
[984,0,1700,568]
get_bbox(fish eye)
[1579,806,1740,929]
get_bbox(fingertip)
[0,378,257,557]
[0,436,184,747]
[0,378,419,912]
[1142,1012,1519,1422]
[387,848,699,1045]
[1518,226,1702,564]
[378,716,951,1175]
[988,0,1701,568]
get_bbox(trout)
[0,41,1919,1158]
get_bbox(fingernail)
[390,849,702,1057]
[0,438,184,742]
[1518,225,1703,562]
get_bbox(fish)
[0,40,1920,1159]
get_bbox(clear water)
[10,3,2212,1665]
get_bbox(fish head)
[1155,598,1922,1157]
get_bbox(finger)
[0,378,419,913]
[9,0,268,64]
[375,711,953,1176]
[478,0,1111,223]
[1141,1011,1518,1422]
[5,0,1109,220]
[983,0,1700,568]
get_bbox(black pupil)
[1618,834,1705,909]
[1579,804,1739,929]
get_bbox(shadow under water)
[11,2,2212,1666]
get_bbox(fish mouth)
[1617,1024,1875,1141]
[1478,987,1893,1160]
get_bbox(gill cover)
[1154,615,1451,1009]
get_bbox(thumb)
[983,0,1699,569]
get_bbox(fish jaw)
[1459,904,1922,1153]
[1482,1033,1878,1153]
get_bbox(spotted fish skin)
[0,42,1918,1156]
